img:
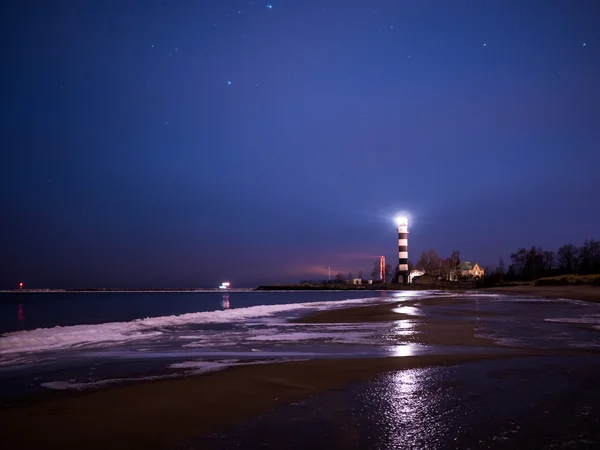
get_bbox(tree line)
[488,238,600,283]
[298,238,598,285]
[368,250,465,282]
[413,249,461,280]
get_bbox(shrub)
[534,274,600,286]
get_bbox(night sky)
[1,1,599,289]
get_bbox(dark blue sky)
[1,0,599,288]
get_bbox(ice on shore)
[41,358,307,391]
[0,297,384,360]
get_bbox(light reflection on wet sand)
[193,355,600,450]
[188,293,600,449]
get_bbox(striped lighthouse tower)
[397,217,409,284]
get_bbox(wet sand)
[487,285,600,303]
[194,355,600,450]
[0,354,528,450]
[0,298,527,450]
[298,298,503,347]
[295,301,415,323]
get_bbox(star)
[267,4,273,9]
[583,42,587,47]
[483,43,487,47]
[227,81,232,85]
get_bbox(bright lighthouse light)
[395,216,408,226]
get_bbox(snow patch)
[41,373,180,391]
[0,297,383,358]
[246,331,371,343]
[42,358,307,391]
[168,359,239,371]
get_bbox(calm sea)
[0,290,388,333]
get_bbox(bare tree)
[428,249,440,275]
[557,244,579,274]
[450,250,461,269]
[520,246,553,280]
[509,248,527,278]
[498,258,505,275]
[579,238,600,274]
[540,250,555,274]
[335,273,346,282]
[416,249,441,275]
[371,259,380,279]
[525,246,543,280]
[496,258,505,282]
[387,264,396,283]
[440,258,454,280]
[416,252,428,271]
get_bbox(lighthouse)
[396,217,409,284]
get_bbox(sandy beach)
[0,297,530,450]
[1,353,530,450]
[1,289,597,450]
[486,284,600,303]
